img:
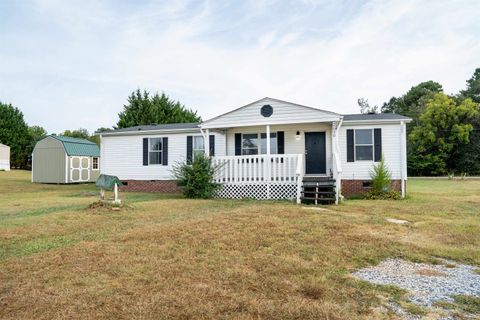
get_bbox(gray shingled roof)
[100,113,410,135]
[342,113,411,121]
[102,123,200,133]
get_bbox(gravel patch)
[353,259,480,307]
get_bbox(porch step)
[301,197,336,201]
[301,191,335,195]
[301,177,336,205]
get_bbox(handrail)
[212,154,302,185]
[295,154,303,204]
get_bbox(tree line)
[0,89,199,168]
[359,68,480,176]
[1,71,479,175]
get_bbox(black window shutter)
[209,135,215,156]
[143,138,149,166]
[347,129,354,162]
[374,128,382,162]
[162,137,168,165]
[186,136,193,163]
[277,131,285,154]
[235,133,241,155]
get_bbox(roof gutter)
[97,127,203,137]
[342,118,412,125]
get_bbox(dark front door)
[305,132,326,174]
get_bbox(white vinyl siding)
[340,123,402,180]
[202,98,340,129]
[101,132,226,180]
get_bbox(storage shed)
[0,143,10,171]
[32,135,100,183]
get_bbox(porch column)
[266,125,271,199]
[205,129,210,157]
[266,125,271,156]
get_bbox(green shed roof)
[50,135,100,157]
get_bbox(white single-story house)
[0,143,10,171]
[99,97,411,204]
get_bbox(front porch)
[205,122,343,204]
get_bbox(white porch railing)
[211,154,304,201]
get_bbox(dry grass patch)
[0,171,479,319]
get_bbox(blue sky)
[1,0,479,133]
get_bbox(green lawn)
[0,170,479,319]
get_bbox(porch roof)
[200,97,342,129]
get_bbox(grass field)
[0,170,479,319]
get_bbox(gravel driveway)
[353,259,480,310]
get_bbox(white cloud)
[0,0,479,133]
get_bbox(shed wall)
[0,145,10,171]
[32,137,66,183]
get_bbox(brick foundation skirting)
[119,180,180,193]
[341,179,403,198]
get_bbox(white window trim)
[92,157,100,170]
[241,132,278,155]
[192,135,205,160]
[354,129,374,161]
[148,137,163,165]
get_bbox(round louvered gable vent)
[260,104,273,117]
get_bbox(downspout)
[335,117,344,204]
[99,134,103,174]
[400,121,407,198]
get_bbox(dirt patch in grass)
[415,268,448,277]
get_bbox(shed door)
[70,157,90,182]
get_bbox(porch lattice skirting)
[212,154,304,202]
[215,182,297,200]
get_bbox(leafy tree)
[117,90,201,129]
[357,98,378,114]
[382,81,443,127]
[96,127,113,133]
[61,128,90,140]
[453,68,480,174]
[61,128,100,145]
[408,93,479,175]
[460,68,480,103]
[26,126,48,167]
[29,126,47,142]
[0,102,31,168]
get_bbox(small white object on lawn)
[385,218,409,225]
